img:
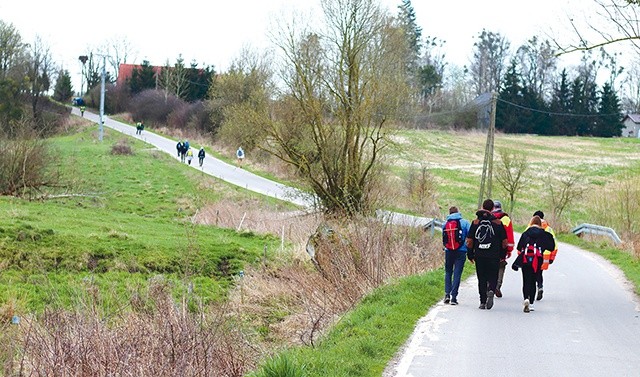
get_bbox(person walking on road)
[198,147,206,167]
[442,206,471,306]
[513,215,556,313]
[236,147,245,167]
[466,199,508,310]
[186,148,194,165]
[528,210,557,301]
[80,105,86,117]
[136,121,144,135]
[492,200,514,298]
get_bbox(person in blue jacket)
[442,206,471,305]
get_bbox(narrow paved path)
[387,235,640,377]
[75,109,314,208]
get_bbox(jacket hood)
[446,212,463,221]
[475,209,496,221]
[525,225,546,238]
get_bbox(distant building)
[622,114,640,138]
[116,63,162,87]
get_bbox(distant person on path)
[528,210,557,301]
[236,147,245,167]
[466,199,508,310]
[135,121,144,135]
[198,147,206,167]
[177,140,186,162]
[80,106,85,117]
[513,215,555,313]
[492,200,514,298]
[185,139,190,151]
[442,206,471,305]
[186,148,194,165]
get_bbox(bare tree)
[494,148,528,215]
[102,35,137,82]
[469,29,511,96]
[545,171,587,222]
[265,0,412,216]
[0,20,26,80]
[158,55,190,101]
[515,36,558,100]
[25,36,56,119]
[557,0,640,54]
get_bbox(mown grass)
[0,124,282,312]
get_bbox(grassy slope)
[0,124,281,312]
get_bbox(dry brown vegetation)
[0,197,442,376]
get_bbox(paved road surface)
[387,236,640,377]
[75,109,314,208]
[76,109,640,377]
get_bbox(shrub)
[128,89,186,124]
[110,139,133,155]
[0,124,60,197]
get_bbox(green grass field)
[0,125,281,312]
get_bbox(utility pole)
[477,92,497,209]
[99,55,106,141]
[78,55,88,96]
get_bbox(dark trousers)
[521,265,537,303]
[536,269,543,288]
[444,250,466,299]
[475,257,499,304]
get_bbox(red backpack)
[443,219,463,251]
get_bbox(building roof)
[623,114,640,124]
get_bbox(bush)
[128,89,186,124]
[0,125,59,197]
[110,139,134,155]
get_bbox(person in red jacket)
[492,200,514,298]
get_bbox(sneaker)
[486,291,495,310]
[523,299,530,313]
[536,288,544,301]
[495,288,503,298]
[444,295,451,304]
[450,298,458,305]
[479,303,487,309]
[529,304,535,311]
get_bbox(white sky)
[0,0,596,92]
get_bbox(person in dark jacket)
[466,199,508,310]
[198,147,206,167]
[442,206,471,305]
[513,215,556,313]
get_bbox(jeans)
[444,250,466,298]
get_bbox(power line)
[496,98,621,118]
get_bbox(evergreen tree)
[53,69,73,103]
[129,60,156,95]
[571,77,599,136]
[397,0,422,72]
[497,61,524,133]
[595,82,623,137]
[550,69,572,135]
[184,62,215,102]
[522,85,551,135]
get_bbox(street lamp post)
[99,55,106,141]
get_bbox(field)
[1,120,639,376]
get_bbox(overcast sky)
[1,0,595,92]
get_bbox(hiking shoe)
[523,299,530,313]
[444,295,451,304]
[450,298,458,305]
[486,291,495,310]
[479,303,487,309]
[536,288,544,301]
[495,288,502,298]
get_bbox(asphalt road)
[387,236,640,377]
[77,108,640,377]
[75,109,315,208]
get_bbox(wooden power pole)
[477,92,497,209]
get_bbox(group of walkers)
[176,140,206,167]
[442,199,557,313]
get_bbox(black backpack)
[443,218,463,250]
